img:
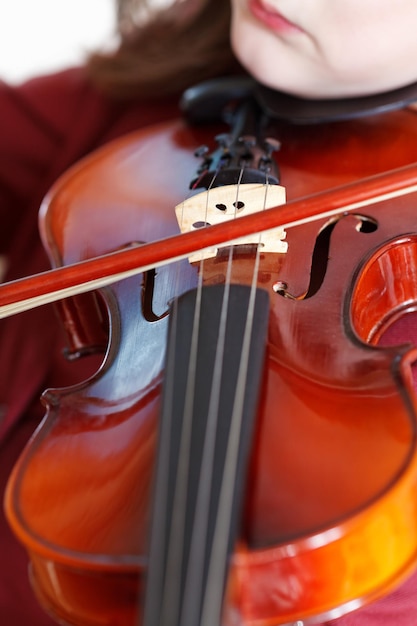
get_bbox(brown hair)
[86,0,240,99]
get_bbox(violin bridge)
[175,183,287,262]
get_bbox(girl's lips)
[248,0,304,33]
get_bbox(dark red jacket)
[0,67,416,625]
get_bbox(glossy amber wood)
[6,108,417,625]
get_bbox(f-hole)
[142,268,170,322]
[306,214,378,298]
[305,214,378,298]
[276,214,378,300]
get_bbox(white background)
[0,0,116,83]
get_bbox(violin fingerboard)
[142,283,269,626]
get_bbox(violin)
[5,77,417,626]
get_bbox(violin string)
[199,176,271,626]
[180,263,234,625]
[157,167,222,626]
[176,168,272,625]
[157,209,206,626]
[178,171,245,626]
[158,281,203,626]
[162,165,249,625]
[147,159,271,625]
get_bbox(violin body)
[6,106,417,625]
